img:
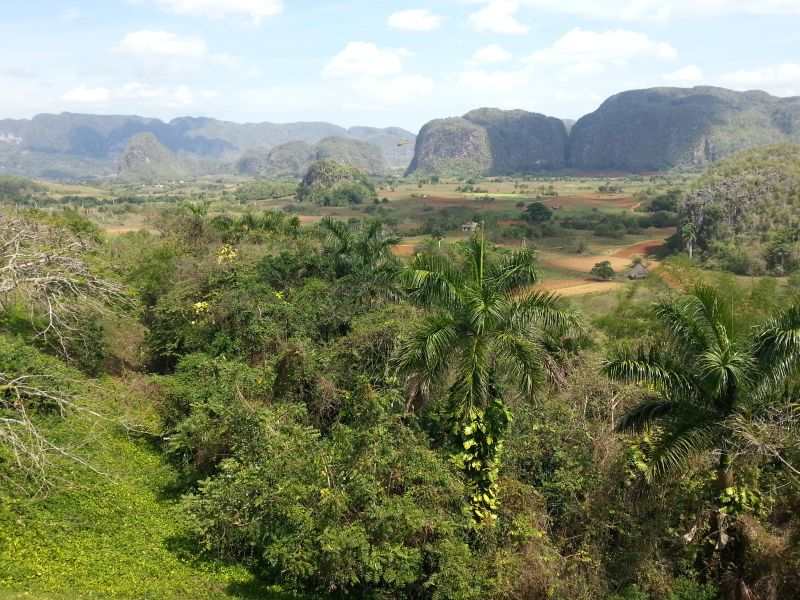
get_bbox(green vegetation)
[604,284,800,589]
[591,260,616,280]
[680,145,800,275]
[118,132,187,182]
[1,165,800,600]
[395,239,577,523]
[0,175,45,202]
[297,160,377,206]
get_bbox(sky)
[2,1,800,131]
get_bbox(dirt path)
[539,253,631,273]
[613,239,665,258]
[392,244,417,257]
[537,279,623,297]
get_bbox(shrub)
[591,261,616,281]
[184,408,490,598]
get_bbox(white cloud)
[529,29,677,73]
[114,30,244,73]
[62,82,217,108]
[516,0,800,21]
[320,42,433,110]
[388,9,443,32]
[458,68,529,92]
[116,30,208,58]
[351,75,435,107]
[471,44,513,65]
[151,0,283,23]
[720,63,800,95]
[324,42,409,78]
[62,86,112,104]
[469,0,529,35]
[663,65,704,84]
[118,82,198,106]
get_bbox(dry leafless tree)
[0,214,128,491]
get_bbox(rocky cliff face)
[407,109,567,176]
[568,86,800,172]
[408,88,800,176]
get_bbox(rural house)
[626,263,649,280]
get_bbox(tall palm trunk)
[714,451,748,600]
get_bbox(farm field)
[9,174,682,303]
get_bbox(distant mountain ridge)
[568,86,800,171]
[0,112,416,179]
[237,136,388,178]
[4,86,800,180]
[408,86,800,176]
[408,108,567,177]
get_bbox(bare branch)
[0,215,129,356]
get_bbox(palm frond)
[448,336,489,422]
[461,235,486,287]
[401,253,464,310]
[696,347,755,405]
[754,303,800,366]
[647,423,717,481]
[486,247,539,295]
[492,331,546,396]
[319,217,352,249]
[654,300,712,357]
[462,283,507,336]
[392,313,459,379]
[690,284,735,349]
[743,304,800,404]
[616,399,676,433]
[509,289,580,335]
[602,345,695,398]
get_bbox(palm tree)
[682,222,697,259]
[394,235,578,523]
[319,218,400,305]
[602,285,800,599]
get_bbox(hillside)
[407,108,568,176]
[236,141,316,178]
[296,159,377,205]
[117,132,187,182]
[237,137,387,178]
[346,126,416,170]
[408,87,800,176]
[314,137,387,175]
[3,181,800,600]
[0,113,415,179]
[680,144,800,274]
[569,86,800,171]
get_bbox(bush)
[185,407,491,598]
[591,261,616,281]
[159,353,271,478]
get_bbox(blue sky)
[2,1,799,131]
